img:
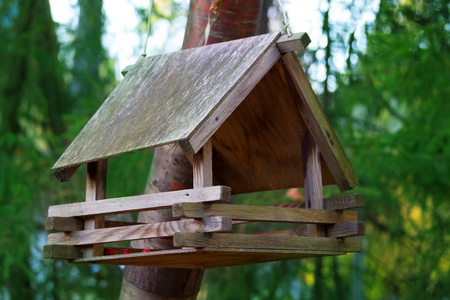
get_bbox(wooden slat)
[276,32,311,53]
[47,217,232,246]
[172,203,357,224]
[71,248,346,269]
[45,217,143,232]
[180,43,281,154]
[323,194,364,210]
[326,221,364,238]
[173,233,362,252]
[258,222,364,238]
[52,33,281,178]
[43,245,82,260]
[281,52,358,192]
[48,185,231,218]
[84,160,107,257]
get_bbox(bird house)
[43,32,364,269]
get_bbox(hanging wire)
[277,0,292,37]
[142,0,155,57]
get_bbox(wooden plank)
[276,32,311,53]
[281,52,358,191]
[84,160,107,257]
[45,217,143,232]
[52,165,79,183]
[181,43,281,154]
[173,233,362,252]
[193,140,213,188]
[257,221,364,238]
[71,248,346,269]
[323,194,364,210]
[302,130,326,237]
[52,33,281,179]
[42,245,82,260]
[48,185,231,218]
[172,203,358,224]
[47,217,232,246]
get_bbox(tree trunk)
[120,1,263,299]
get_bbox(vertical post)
[192,140,213,188]
[302,130,326,237]
[84,159,107,257]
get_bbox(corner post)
[84,159,107,257]
[302,130,326,237]
[193,140,213,188]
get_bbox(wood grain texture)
[280,52,358,191]
[323,194,364,210]
[193,140,213,188]
[302,130,326,237]
[47,217,232,246]
[52,33,280,178]
[276,32,311,53]
[173,233,362,252]
[45,217,143,232]
[180,44,281,154]
[71,248,346,269]
[84,160,106,257]
[172,203,358,224]
[210,61,335,193]
[48,185,230,218]
[258,221,364,238]
[42,245,82,260]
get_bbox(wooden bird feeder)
[43,32,364,269]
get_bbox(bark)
[120,1,263,299]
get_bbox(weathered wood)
[173,233,362,252]
[45,217,143,232]
[302,130,326,237]
[47,217,232,246]
[193,140,213,188]
[323,194,364,210]
[43,245,83,260]
[326,221,364,238]
[71,248,346,269]
[48,185,231,218]
[281,53,358,191]
[258,222,364,238]
[276,32,311,53]
[52,33,281,178]
[53,165,79,183]
[84,160,107,257]
[121,63,136,76]
[172,203,358,224]
[180,44,281,154]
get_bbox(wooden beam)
[323,194,364,210]
[302,130,326,237]
[276,32,311,53]
[257,221,364,238]
[48,185,231,218]
[45,217,144,232]
[84,160,107,257]
[47,217,232,246]
[173,233,362,252]
[180,43,281,154]
[42,245,83,260]
[193,140,213,188]
[172,203,358,224]
[52,165,80,182]
[281,52,358,192]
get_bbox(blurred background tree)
[0,0,448,299]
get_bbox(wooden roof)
[53,32,357,193]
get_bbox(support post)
[302,130,326,237]
[84,159,107,257]
[193,140,213,188]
